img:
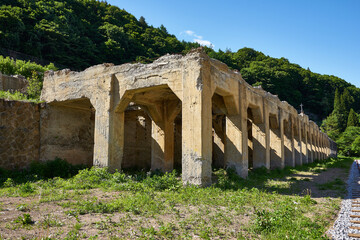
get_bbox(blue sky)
[108,0,360,88]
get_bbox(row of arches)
[40,50,336,186]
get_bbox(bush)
[29,158,86,179]
[337,126,360,156]
[0,55,57,101]
[26,71,42,99]
[351,136,360,156]
[142,170,181,191]
[71,167,113,189]
[0,55,56,79]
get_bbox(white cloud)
[184,30,195,36]
[194,39,213,47]
[182,30,213,48]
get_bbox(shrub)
[0,55,56,79]
[337,126,360,156]
[15,213,33,225]
[29,158,85,179]
[351,136,360,156]
[3,178,15,187]
[142,170,181,191]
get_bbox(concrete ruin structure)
[0,72,28,92]
[37,49,336,186]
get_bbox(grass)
[0,156,355,239]
[318,178,345,190]
[0,90,42,103]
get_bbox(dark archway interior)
[247,108,254,169]
[120,87,181,171]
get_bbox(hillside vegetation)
[0,0,359,151]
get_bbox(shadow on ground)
[211,156,355,199]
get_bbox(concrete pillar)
[93,109,124,171]
[225,84,248,178]
[319,132,323,160]
[314,133,317,160]
[322,133,326,159]
[308,128,313,163]
[182,69,212,186]
[270,109,284,169]
[284,119,294,167]
[301,122,307,164]
[225,114,248,177]
[290,118,296,167]
[151,119,165,170]
[321,135,324,159]
[321,134,324,159]
[280,111,285,168]
[327,139,329,158]
[294,118,302,166]
[252,99,269,169]
[149,101,181,172]
[314,131,319,160]
[325,136,328,159]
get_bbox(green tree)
[1,0,360,123]
[321,113,342,140]
[336,126,360,156]
[341,88,354,112]
[27,71,42,99]
[347,108,359,128]
[139,16,147,27]
[352,136,360,156]
[333,89,341,113]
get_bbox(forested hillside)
[0,0,359,148]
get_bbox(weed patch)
[0,156,354,239]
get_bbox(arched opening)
[300,126,307,164]
[118,86,181,172]
[293,122,301,165]
[211,93,227,169]
[307,130,312,163]
[122,105,152,170]
[269,113,282,169]
[313,134,318,160]
[247,108,254,169]
[246,104,266,170]
[283,119,293,167]
[41,98,95,167]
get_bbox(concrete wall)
[122,108,151,170]
[0,99,40,169]
[0,73,28,92]
[40,102,95,166]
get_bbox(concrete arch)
[41,50,336,186]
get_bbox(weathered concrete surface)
[122,108,152,170]
[0,73,28,92]
[0,99,40,169]
[40,100,95,166]
[41,49,336,186]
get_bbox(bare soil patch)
[0,159,352,239]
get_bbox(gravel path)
[329,160,360,240]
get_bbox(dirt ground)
[0,166,350,239]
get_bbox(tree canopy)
[0,0,359,124]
